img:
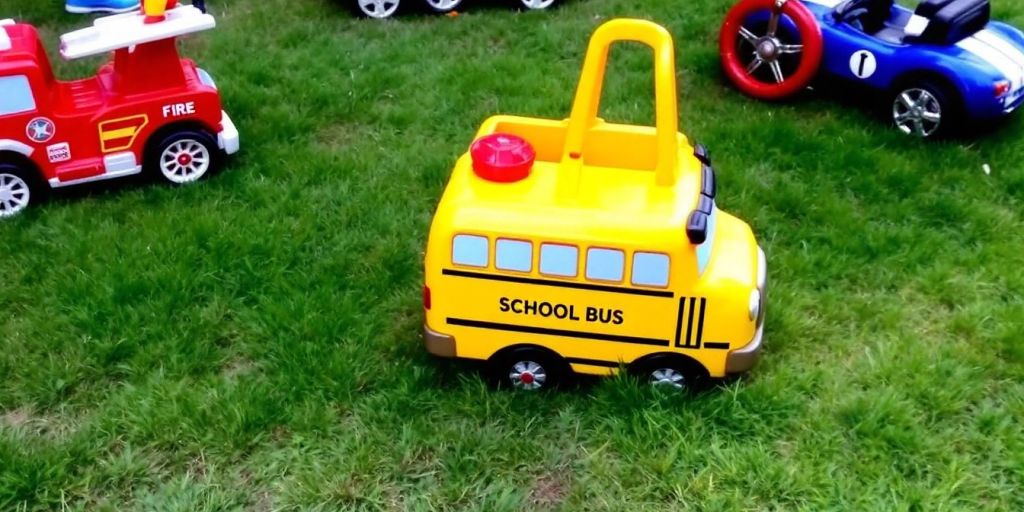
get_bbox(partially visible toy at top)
[352,0,555,20]
[66,0,206,16]
[423,19,767,392]
[0,3,238,218]
[719,0,1024,138]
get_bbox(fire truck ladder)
[59,5,215,60]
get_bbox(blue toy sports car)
[720,0,1024,138]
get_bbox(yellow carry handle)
[563,19,680,186]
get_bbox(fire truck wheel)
[0,162,45,219]
[148,130,219,185]
[517,0,557,10]
[353,0,401,18]
[629,354,709,392]
[490,346,569,391]
[423,0,462,13]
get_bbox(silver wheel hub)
[160,139,211,184]
[510,360,547,390]
[0,173,30,218]
[737,9,804,85]
[650,368,686,389]
[521,0,555,9]
[756,38,780,60]
[358,0,399,18]
[426,0,459,9]
[893,88,942,137]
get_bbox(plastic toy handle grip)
[563,19,679,186]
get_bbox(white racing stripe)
[974,29,1024,72]
[957,32,1024,90]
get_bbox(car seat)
[834,0,894,34]
[906,0,990,44]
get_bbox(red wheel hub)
[519,372,535,385]
[719,0,823,100]
[177,153,193,166]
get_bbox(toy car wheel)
[354,0,401,18]
[491,347,568,390]
[517,0,557,10]
[629,355,708,392]
[423,0,462,13]
[0,163,43,219]
[719,0,824,100]
[148,130,219,185]
[891,83,954,138]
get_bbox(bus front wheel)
[629,354,709,392]
[490,346,569,391]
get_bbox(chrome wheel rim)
[520,0,555,9]
[0,173,30,218]
[358,0,400,18]
[737,1,804,84]
[509,360,547,390]
[893,88,942,137]
[650,368,686,390]
[425,0,460,10]
[160,139,211,184]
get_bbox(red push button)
[470,133,535,183]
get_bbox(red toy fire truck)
[0,4,238,218]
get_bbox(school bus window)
[452,234,488,267]
[631,252,670,287]
[586,248,625,282]
[539,243,578,277]
[496,239,533,272]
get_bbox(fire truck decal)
[46,142,71,163]
[25,117,54,143]
[98,115,149,153]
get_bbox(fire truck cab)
[0,5,238,218]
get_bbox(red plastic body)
[0,22,225,187]
[719,0,824,100]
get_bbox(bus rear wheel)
[490,347,568,391]
[629,355,709,392]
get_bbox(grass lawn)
[2,0,1024,509]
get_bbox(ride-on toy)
[423,19,767,391]
[719,0,1024,138]
[351,0,556,20]
[0,3,238,218]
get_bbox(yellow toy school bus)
[423,19,767,391]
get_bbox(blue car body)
[798,0,1024,121]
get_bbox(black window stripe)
[446,318,670,347]
[685,297,697,348]
[695,298,707,347]
[704,342,730,350]
[565,357,622,368]
[673,296,687,348]
[441,268,674,298]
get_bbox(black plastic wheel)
[629,354,709,392]
[145,129,220,185]
[490,347,569,390]
[0,159,46,218]
[890,79,960,139]
[421,0,462,14]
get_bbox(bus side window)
[539,244,578,277]
[496,239,532,272]
[631,252,670,287]
[586,248,625,282]
[452,234,489,267]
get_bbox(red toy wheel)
[719,0,823,100]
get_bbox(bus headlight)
[748,289,761,321]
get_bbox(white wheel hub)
[0,173,30,218]
[425,0,461,10]
[359,0,400,18]
[160,139,211,184]
[650,368,686,389]
[510,360,547,390]
[520,0,555,9]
